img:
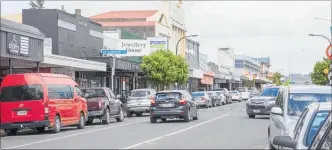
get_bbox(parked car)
[271,102,331,150]
[206,91,221,107]
[150,90,199,123]
[248,87,259,98]
[229,90,242,102]
[246,86,280,118]
[81,87,124,125]
[268,85,331,149]
[236,87,250,100]
[126,89,156,117]
[191,92,212,108]
[214,91,227,105]
[213,88,232,104]
[0,73,88,135]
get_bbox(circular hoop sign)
[325,44,332,60]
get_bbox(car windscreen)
[215,91,222,96]
[0,84,44,102]
[288,93,331,116]
[129,90,148,97]
[259,88,279,97]
[206,92,213,97]
[82,89,106,98]
[237,88,246,92]
[248,87,257,91]
[155,92,182,101]
[305,110,330,146]
[191,92,204,97]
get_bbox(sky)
[1,1,331,75]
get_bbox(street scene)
[1,1,332,150]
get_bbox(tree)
[29,0,45,9]
[272,72,283,86]
[140,50,189,90]
[310,58,330,85]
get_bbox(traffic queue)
[0,73,251,136]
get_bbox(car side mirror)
[271,107,283,116]
[273,136,297,149]
[116,95,121,99]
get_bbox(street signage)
[100,49,127,54]
[325,45,332,60]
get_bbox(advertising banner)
[119,39,149,56]
[147,37,168,52]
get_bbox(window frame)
[294,108,309,140]
[47,84,74,100]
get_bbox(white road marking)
[121,114,230,149]
[3,120,147,149]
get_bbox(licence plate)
[253,110,260,113]
[161,103,173,107]
[17,111,27,116]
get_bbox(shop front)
[186,68,203,93]
[87,56,146,96]
[199,71,215,91]
[0,18,45,84]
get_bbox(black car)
[213,88,232,104]
[150,90,199,123]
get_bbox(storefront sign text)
[7,33,29,56]
[147,37,168,52]
[120,40,148,56]
[116,59,140,70]
[94,72,112,77]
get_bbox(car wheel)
[135,112,143,117]
[222,101,226,105]
[36,127,45,133]
[52,115,61,134]
[102,109,111,125]
[116,108,124,122]
[7,129,18,136]
[184,108,191,122]
[127,111,133,117]
[150,117,157,123]
[77,113,85,129]
[86,118,93,125]
[161,118,167,122]
[248,115,255,118]
[268,143,276,150]
[193,110,199,120]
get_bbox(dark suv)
[150,90,199,123]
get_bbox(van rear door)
[0,75,45,124]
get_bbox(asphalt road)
[0,101,270,149]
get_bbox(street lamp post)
[175,34,198,55]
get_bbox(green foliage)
[140,50,189,86]
[243,80,254,87]
[29,0,45,9]
[310,58,330,85]
[272,72,283,86]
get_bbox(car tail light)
[98,98,102,108]
[151,100,156,107]
[201,97,206,102]
[179,99,186,105]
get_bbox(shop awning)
[43,54,107,71]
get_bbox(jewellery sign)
[7,33,29,56]
[147,37,168,52]
[119,39,149,56]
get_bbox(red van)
[0,73,88,135]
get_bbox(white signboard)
[147,37,168,52]
[43,38,52,55]
[119,39,149,56]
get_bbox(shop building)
[85,56,146,96]
[22,9,108,88]
[0,18,45,83]
[185,38,202,92]
[199,71,215,91]
[217,48,236,90]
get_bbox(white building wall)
[218,49,235,75]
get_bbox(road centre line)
[3,120,147,149]
[121,114,230,149]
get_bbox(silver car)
[191,92,212,108]
[268,85,331,149]
[272,102,331,149]
[246,87,280,118]
[126,89,157,117]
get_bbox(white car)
[268,85,331,149]
[229,90,242,102]
[237,87,250,100]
